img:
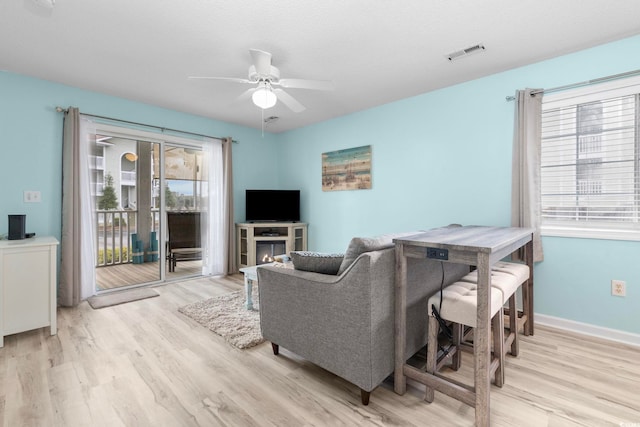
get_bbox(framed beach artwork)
[322,145,372,191]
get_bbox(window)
[540,76,640,240]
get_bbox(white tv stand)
[236,222,307,269]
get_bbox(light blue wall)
[3,35,639,336]
[277,35,640,335]
[0,72,279,240]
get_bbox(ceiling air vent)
[447,44,485,61]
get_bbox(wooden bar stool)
[425,281,506,403]
[460,261,530,355]
[492,261,531,336]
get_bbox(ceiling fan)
[189,49,333,112]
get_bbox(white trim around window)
[540,75,640,241]
[541,223,640,241]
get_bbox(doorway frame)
[91,122,208,293]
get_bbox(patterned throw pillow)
[290,251,345,275]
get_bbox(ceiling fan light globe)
[252,87,277,109]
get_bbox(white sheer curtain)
[202,138,225,276]
[511,89,544,262]
[60,110,97,305]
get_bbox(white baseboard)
[535,313,640,348]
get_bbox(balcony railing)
[95,209,160,267]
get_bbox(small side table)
[239,264,261,310]
[239,261,293,310]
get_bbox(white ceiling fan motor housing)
[248,65,280,82]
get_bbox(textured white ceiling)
[1,0,639,133]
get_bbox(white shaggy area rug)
[178,287,264,349]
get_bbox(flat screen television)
[245,189,300,222]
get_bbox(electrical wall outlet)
[24,190,42,203]
[611,280,626,297]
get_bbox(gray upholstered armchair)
[257,234,468,405]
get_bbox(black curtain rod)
[505,69,640,101]
[55,107,238,144]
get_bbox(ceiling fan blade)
[274,88,305,113]
[277,78,334,91]
[249,49,272,76]
[236,87,256,102]
[188,76,253,84]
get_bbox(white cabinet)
[236,222,307,269]
[0,236,59,347]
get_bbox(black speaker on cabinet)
[8,214,26,240]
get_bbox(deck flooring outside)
[96,260,203,291]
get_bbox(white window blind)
[540,76,640,240]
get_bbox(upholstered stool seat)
[428,281,504,328]
[460,270,520,304]
[492,261,530,284]
[460,261,530,356]
[461,262,529,297]
[425,281,506,401]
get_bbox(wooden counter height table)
[393,225,534,427]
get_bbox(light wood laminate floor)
[1,275,639,427]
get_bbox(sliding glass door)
[159,144,207,281]
[93,135,161,291]
[91,124,210,292]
